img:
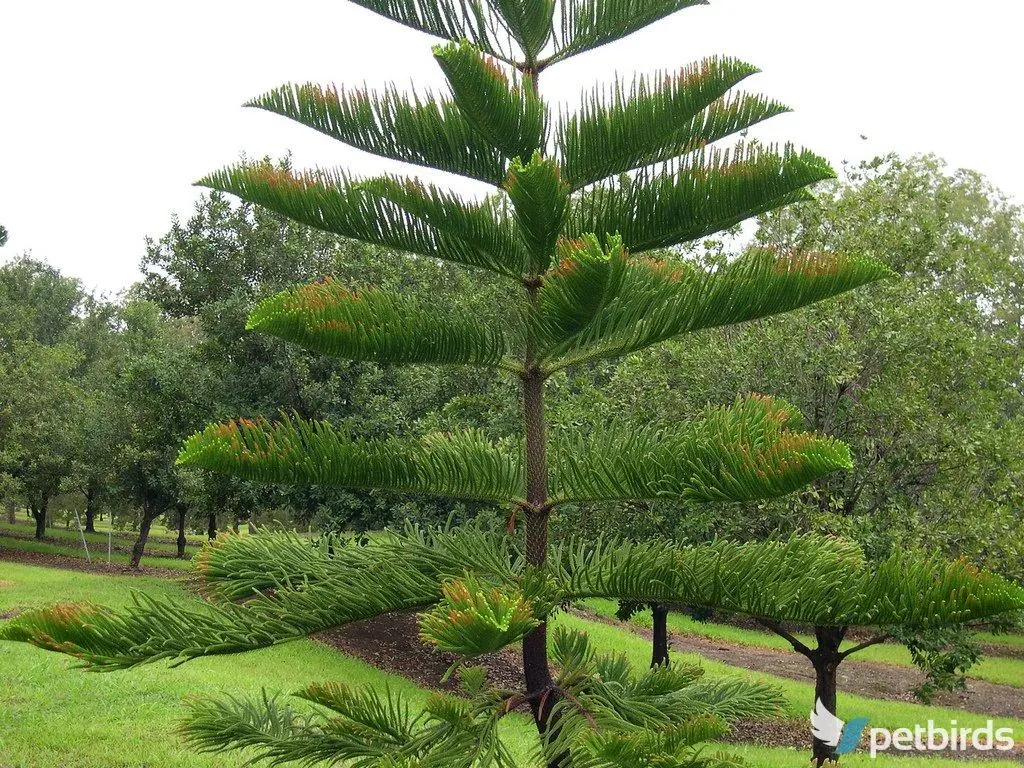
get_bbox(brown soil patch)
[316,611,526,698]
[0,545,187,579]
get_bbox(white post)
[73,510,91,563]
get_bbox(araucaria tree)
[4,2,1023,767]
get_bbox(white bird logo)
[810,698,844,747]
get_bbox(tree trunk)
[651,604,670,667]
[131,505,159,569]
[810,626,845,767]
[5,498,15,525]
[84,483,97,533]
[176,505,188,558]
[207,511,217,540]
[521,360,564,767]
[29,496,49,540]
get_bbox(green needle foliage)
[4,2,1023,767]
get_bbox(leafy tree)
[0,224,8,247]
[0,257,88,538]
[0,341,83,538]
[114,300,212,567]
[4,5,1023,768]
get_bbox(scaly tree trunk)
[207,511,217,541]
[522,365,561,761]
[176,504,188,558]
[810,626,845,767]
[84,482,97,533]
[651,604,670,667]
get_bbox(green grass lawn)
[0,535,195,570]
[0,563,536,768]
[1,563,1020,768]
[584,598,1024,688]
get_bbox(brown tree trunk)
[521,356,565,766]
[651,604,670,667]
[84,483,97,533]
[810,626,845,767]
[131,504,160,569]
[5,498,15,525]
[207,511,217,541]
[29,496,48,540]
[176,505,187,558]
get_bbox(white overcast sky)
[2,0,1022,295]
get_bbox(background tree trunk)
[176,505,187,558]
[810,626,845,767]
[207,511,217,541]
[651,604,670,667]
[131,504,160,568]
[84,483,97,533]
[5,498,15,525]
[29,496,49,540]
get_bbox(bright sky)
[2,0,1022,295]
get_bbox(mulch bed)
[316,611,526,696]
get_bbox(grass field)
[585,598,1024,688]
[1,563,1020,768]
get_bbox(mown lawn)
[585,598,1024,688]
[1,563,1020,768]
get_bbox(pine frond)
[557,535,1024,628]
[419,576,539,657]
[559,59,789,189]
[550,394,852,505]
[182,688,428,766]
[197,522,521,605]
[194,530,373,602]
[198,165,526,277]
[0,558,441,669]
[547,626,778,767]
[342,0,517,61]
[296,683,421,744]
[503,152,569,272]
[178,416,525,505]
[434,41,548,161]
[492,0,555,61]
[246,279,510,368]
[548,0,708,65]
[566,143,836,253]
[247,82,507,185]
[536,237,895,371]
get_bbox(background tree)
[4,4,1023,768]
[0,257,87,538]
[114,300,211,567]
